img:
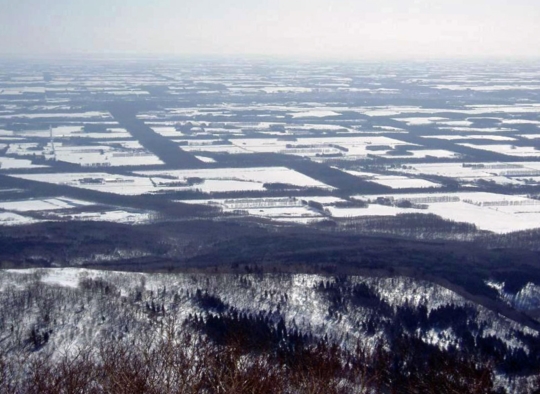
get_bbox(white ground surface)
[438,127,516,133]
[137,167,333,191]
[10,167,331,196]
[150,126,184,137]
[178,197,324,223]
[51,142,164,167]
[0,157,48,169]
[348,192,540,233]
[10,173,158,195]
[392,117,448,125]
[327,205,418,218]
[459,143,540,158]
[4,139,163,167]
[43,210,155,224]
[0,212,40,226]
[367,176,441,189]
[290,110,341,118]
[194,155,216,163]
[376,150,459,159]
[0,197,93,212]
[501,119,540,125]
[423,135,516,141]
[226,136,413,158]
[395,162,540,186]
[342,169,441,189]
[0,112,111,119]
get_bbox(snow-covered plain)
[137,167,333,191]
[395,162,540,187]
[41,209,156,224]
[0,111,111,119]
[0,212,40,226]
[52,143,164,167]
[423,134,516,141]
[178,197,325,223]
[10,167,332,197]
[10,172,158,195]
[225,136,413,159]
[341,169,441,189]
[0,157,48,169]
[0,197,93,212]
[349,192,540,233]
[459,143,540,158]
[290,110,341,118]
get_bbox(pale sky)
[1,0,539,59]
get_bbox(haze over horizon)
[1,0,539,60]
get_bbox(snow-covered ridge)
[487,280,540,311]
[1,268,536,356]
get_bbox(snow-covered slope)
[0,269,536,357]
[1,268,539,392]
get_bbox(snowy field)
[5,140,163,167]
[348,192,540,233]
[423,135,516,141]
[10,173,159,195]
[260,86,313,94]
[395,162,540,187]
[363,176,441,189]
[53,143,164,167]
[342,169,442,189]
[5,143,41,156]
[2,61,540,238]
[179,143,249,154]
[12,167,332,196]
[438,127,516,133]
[290,110,341,118]
[0,212,40,226]
[22,126,132,140]
[393,117,449,125]
[137,167,333,191]
[459,144,540,158]
[194,155,216,163]
[0,111,112,119]
[327,204,418,218]
[225,136,413,158]
[178,198,324,223]
[0,197,93,212]
[150,126,184,137]
[374,149,459,159]
[0,157,48,169]
[432,85,540,92]
[358,104,540,117]
[40,209,155,224]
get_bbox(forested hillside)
[1,269,539,393]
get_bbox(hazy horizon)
[1,0,539,60]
